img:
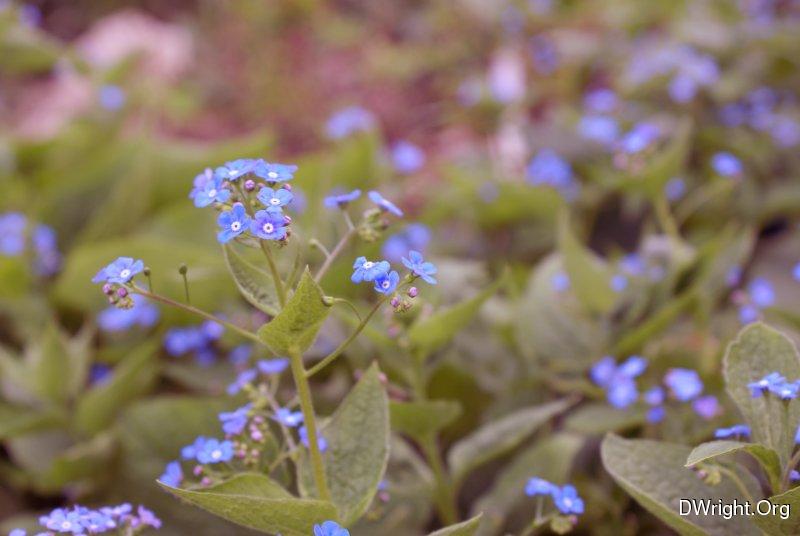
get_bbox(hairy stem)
[420,435,459,526]
[259,240,287,308]
[314,212,357,283]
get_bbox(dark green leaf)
[428,513,483,536]
[390,399,462,440]
[222,244,279,316]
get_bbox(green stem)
[260,240,287,308]
[420,434,458,526]
[305,297,387,378]
[781,448,800,493]
[654,194,680,241]
[131,285,265,347]
[718,465,755,504]
[314,212,357,283]
[288,348,331,501]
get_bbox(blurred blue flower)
[769,380,800,400]
[181,436,208,460]
[553,485,584,515]
[368,190,404,217]
[748,277,775,308]
[584,88,617,113]
[402,250,437,285]
[193,175,231,208]
[664,368,703,402]
[591,355,647,409]
[227,368,257,395]
[253,161,297,182]
[578,115,619,146]
[611,274,628,292]
[257,358,290,375]
[664,177,686,201]
[793,262,800,282]
[196,438,234,464]
[159,461,183,488]
[0,212,26,256]
[692,395,721,420]
[314,520,350,536]
[326,106,376,139]
[382,224,431,263]
[711,152,742,177]
[646,406,666,423]
[374,270,400,295]
[739,304,759,325]
[643,386,665,406]
[352,257,391,283]
[274,407,304,427]
[526,149,578,200]
[715,424,750,439]
[300,425,327,452]
[529,34,558,74]
[217,203,250,243]
[229,344,252,366]
[219,404,251,435]
[98,295,159,332]
[92,257,144,284]
[189,168,214,201]
[524,477,555,496]
[618,122,660,154]
[391,141,425,174]
[99,84,126,111]
[748,372,787,398]
[324,189,361,209]
[250,210,288,241]
[215,159,258,181]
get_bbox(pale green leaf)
[753,486,800,535]
[390,399,461,440]
[222,244,279,316]
[428,513,483,536]
[0,404,64,439]
[565,403,647,435]
[686,440,781,493]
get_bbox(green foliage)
[428,513,484,536]
[686,440,782,493]
[390,399,462,441]
[222,244,280,316]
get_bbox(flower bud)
[408,286,418,298]
[244,179,256,191]
[117,287,128,298]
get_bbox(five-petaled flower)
[219,404,252,435]
[159,460,183,487]
[217,203,251,244]
[194,174,231,208]
[257,187,293,211]
[747,372,786,398]
[525,477,555,497]
[254,161,298,182]
[352,257,391,283]
[313,520,350,536]
[196,438,234,464]
[215,158,257,181]
[92,257,145,284]
[553,485,585,515]
[250,210,288,240]
[374,270,400,295]
[402,250,438,284]
[368,190,404,217]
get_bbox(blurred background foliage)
[1,0,800,534]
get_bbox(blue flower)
[181,436,209,460]
[196,438,234,464]
[215,159,258,181]
[646,406,666,423]
[300,426,327,452]
[525,477,555,497]
[217,203,251,243]
[526,149,575,197]
[190,168,214,200]
[402,250,437,285]
[220,404,251,435]
[553,485,584,515]
[711,152,742,177]
[551,271,570,292]
[611,274,628,292]
[98,295,159,332]
[313,520,350,536]
[229,344,252,366]
[0,212,26,256]
[326,106,376,139]
[257,358,290,374]
[273,407,304,427]
[747,372,786,398]
[769,380,800,400]
[692,395,721,420]
[257,187,293,211]
[391,141,425,174]
[668,73,697,103]
[608,379,639,409]
[92,257,144,284]
[664,368,703,402]
[324,189,361,209]
[590,355,647,409]
[368,190,404,217]
[374,270,400,295]
[749,277,775,308]
[9,529,26,536]
[664,177,686,201]
[132,505,161,530]
[351,257,391,283]
[193,174,231,208]
[159,461,183,487]
[250,210,288,240]
[254,161,298,182]
[643,386,665,406]
[99,84,126,111]
[714,425,750,439]
[793,262,800,282]
[739,304,759,325]
[382,224,431,263]
[40,508,83,533]
[584,88,617,113]
[32,224,61,276]
[164,326,206,356]
[618,122,660,154]
[578,115,618,146]
[227,368,257,395]
[589,356,617,386]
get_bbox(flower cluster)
[645,368,719,423]
[164,320,225,366]
[524,477,584,532]
[525,149,579,201]
[351,250,437,311]
[720,87,800,148]
[590,356,647,409]
[0,212,62,276]
[747,372,800,400]
[9,503,160,535]
[92,257,147,309]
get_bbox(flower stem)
[314,213,357,283]
[305,297,387,378]
[654,194,680,241]
[260,241,287,308]
[420,434,458,526]
[131,285,264,347]
[288,348,331,501]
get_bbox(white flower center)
[564,498,573,507]
[119,269,131,279]
[382,280,390,288]
[62,522,72,530]
[268,171,278,178]
[231,221,241,231]
[263,223,274,233]
[208,189,217,197]
[211,449,222,460]
[228,170,238,177]
[363,261,374,269]
[270,198,281,205]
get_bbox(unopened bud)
[179,263,188,275]
[244,179,256,191]
[117,287,128,298]
[407,286,418,298]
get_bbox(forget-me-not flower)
[314,520,350,536]
[664,368,703,402]
[257,187,293,211]
[217,203,251,243]
[193,174,230,208]
[274,407,304,427]
[352,257,391,283]
[92,257,145,284]
[220,404,252,435]
[254,161,297,182]
[368,190,404,217]
[553,485,585,515]
[250,210,288,241]
[711,152,742,177]
[402,250,437,284]
[324,189,361,209]
[715,424,751,439]
[374,270,400,295]
[196,438,234,464]
[159,461,183,487]
[215,159,257,181]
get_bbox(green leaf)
[74,342,159,436]
[557,212,616,315]
[29,323,74,404]
[409,275,505,361]
[257,268,332,355]
[723,323,800,466]
[686,440,782,493]
[601,434,760,536]
[0,404,64,439]
[160,474,337,536]
[564,402,647,435]
[448,398,572,486]
[753,486,800,535]
[390,399,462,441]
[638,118,693,199]
[322,362,390,524]
[222,244,280,316]
[428,513,483,536]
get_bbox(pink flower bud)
[244,179,256,191]
[408,286,418,298]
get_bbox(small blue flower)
[196,438,234,464]
[352,257,391,283]
[391,141,425,174]
[254,161,298,182]
[526,149,575,194]
[273,407,304,427]
[668,73,697,103]
[181,436,209,460]
[610,274,628,292]
[374,270,400,295]
[692,395,721,420]
[217,203,251,244]
[0,212,26,256]
[9,529,26,536]
[618,355,647,378]
[608,379,639,409]
[326,106,375,139]
[92,257,144,284]
[164,326,206,356]
[133,505,162,529]
[584,88,617,113]
[739,304,760,325]
[402,250,437,285]
[193,174,231,208]
[257,187,293,211]
[553,484,584,515]
[220,404,251,435]
[257,358,290,375]
[551,271,570,292]
[793,262,800,282]
[190,168,214,200]
[215,159,258,181]
[40,508,83,533]
[368,190,404,217]
[229,344,252,366]
[664,177,686,201]
[578,115,618,145]
[300,425,327,452]
[32,224,61,276]
[643,386,665,406]
[324,189,361,209]
[591,355,647,409]
[80,510,116,533]
[646,406,666,423]
[98,295,159,332]
[769,380,800,400]
[711,152,742,177]
[664,368,703,402]
[159,461,183,487]
[749,277,775,308]
[748,372,786,398]
[618,122,660,154]
[791,470,800,482]
[313,520,350,536]
[99,84,126,111]
[227,368,257,395]
[589,356,617,387]
[524,477,555,496]
[250,210,288,241]
[714,424,750,439]
[382,224,431,263]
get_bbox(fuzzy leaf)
[409,275,505,361]
[686,440,781,493]
[160,473,337,536]
[322,362,390,524]
[222,244,280,316]
[448,399,572,486]
[257,268,332,355]
[753,486,800,535]
[565,403,647,434]
[601,434,760,536]
[723,323,800,466]
[390,399,462,440]
[428,513,483,536]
